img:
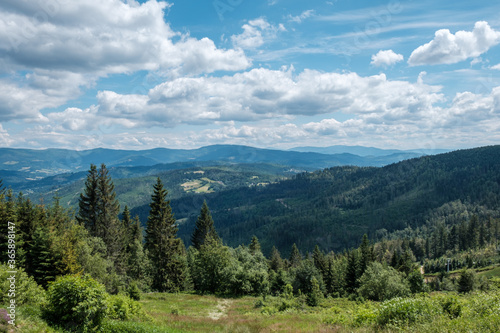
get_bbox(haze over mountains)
[0,144,447,177]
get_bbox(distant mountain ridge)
[289,145,449,157]
[0,144,444,177]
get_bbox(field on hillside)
[15,288,500,333]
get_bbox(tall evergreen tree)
[191,200,219,250]
[345,249,360,293]
[0,189,17,263]
[269,246,284,271]
[312,245,327,277]
[145,178,186,292]
[249,235,261,254]
[289,243,302,268]
[76,164,99,234]
[29,227,59,288]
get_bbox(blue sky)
[0,0,499,151]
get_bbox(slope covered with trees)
[166,145,500,254]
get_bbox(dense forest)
[0,146,500,331]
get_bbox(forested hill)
[163,145,500,255]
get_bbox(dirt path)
[208,299,232,320]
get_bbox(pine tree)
[289,243,302,268]
[0,189,17,263]
[96,164,122,256]
[359,234,373,276]
[191,200,219,250]
[30,227,59,287]
[145,178,186,292]
[312,245,327,277]
[269,246,284,271]
[128,216,149,283]
[77,164,99,234]
[249,235,261,254]
[345,249,360,293]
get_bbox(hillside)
[0,144,434,178]
[134,145,500,255]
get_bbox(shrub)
[44,274,108,332]
[357,262,410,301]
[437,293,462,318]
[127,281,141,301]
[107,294,143,320]
[377,296,442,327]
[458,269,476,293]
[0,264,45,306]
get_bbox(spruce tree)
[269,246,284,271]
[77,164,99,234]
[345,249,360,293]
[0,189,17,263]
[145,178,186,292]
[289,243,302,268]
[249,235,261,254]
[191,200,219,250]
[312,245,327,277]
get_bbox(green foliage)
[127,281,141,301]
[357,262,410,301]
[407,269,426,294]
[188,236,234,294]
[458,269,476,293]
[0,264,45,306]
[145,178,187,292]
[291,259,325,297]
[376,295,443,327]
[107,294,143,320]
[306,277,323,306]
[190,201,219,250]
[44,274,108,332]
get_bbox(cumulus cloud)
[0,0,250,121]
[72,68,444,130]
[408,21,500,66]
[491,63,500,70]
[371,50,404,67]
[231,18,285,50]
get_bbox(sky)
[0,0,500,151]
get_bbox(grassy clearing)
[13,290,500,332]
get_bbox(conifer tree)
[96,164,122,256]
[145,178,186,292]
[29,227,59,287]
[269,246,284,271]
[345,249,360,293]
[0,189,17,263]
[191,200,219,250]
[312,245,327,277]
[249,235,261,254]
[77,164,99,234]
[289,243,302,268]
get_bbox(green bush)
[44,274,108,332]
[127,282,141,301]
[437,293,462,318]
[377,296,443,327]
[357,262,410,301]
[0,264,45,306]
[107,294,143,320]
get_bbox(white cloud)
[0,124,13,146]
[231,18,285,50]
[287,10,315,23]
[370,50,404,67]
[0,0,250,121]
[408,21,500,66]
[63,68,443,130]
[491,63,500,70]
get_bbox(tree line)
[1,163,496,304]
